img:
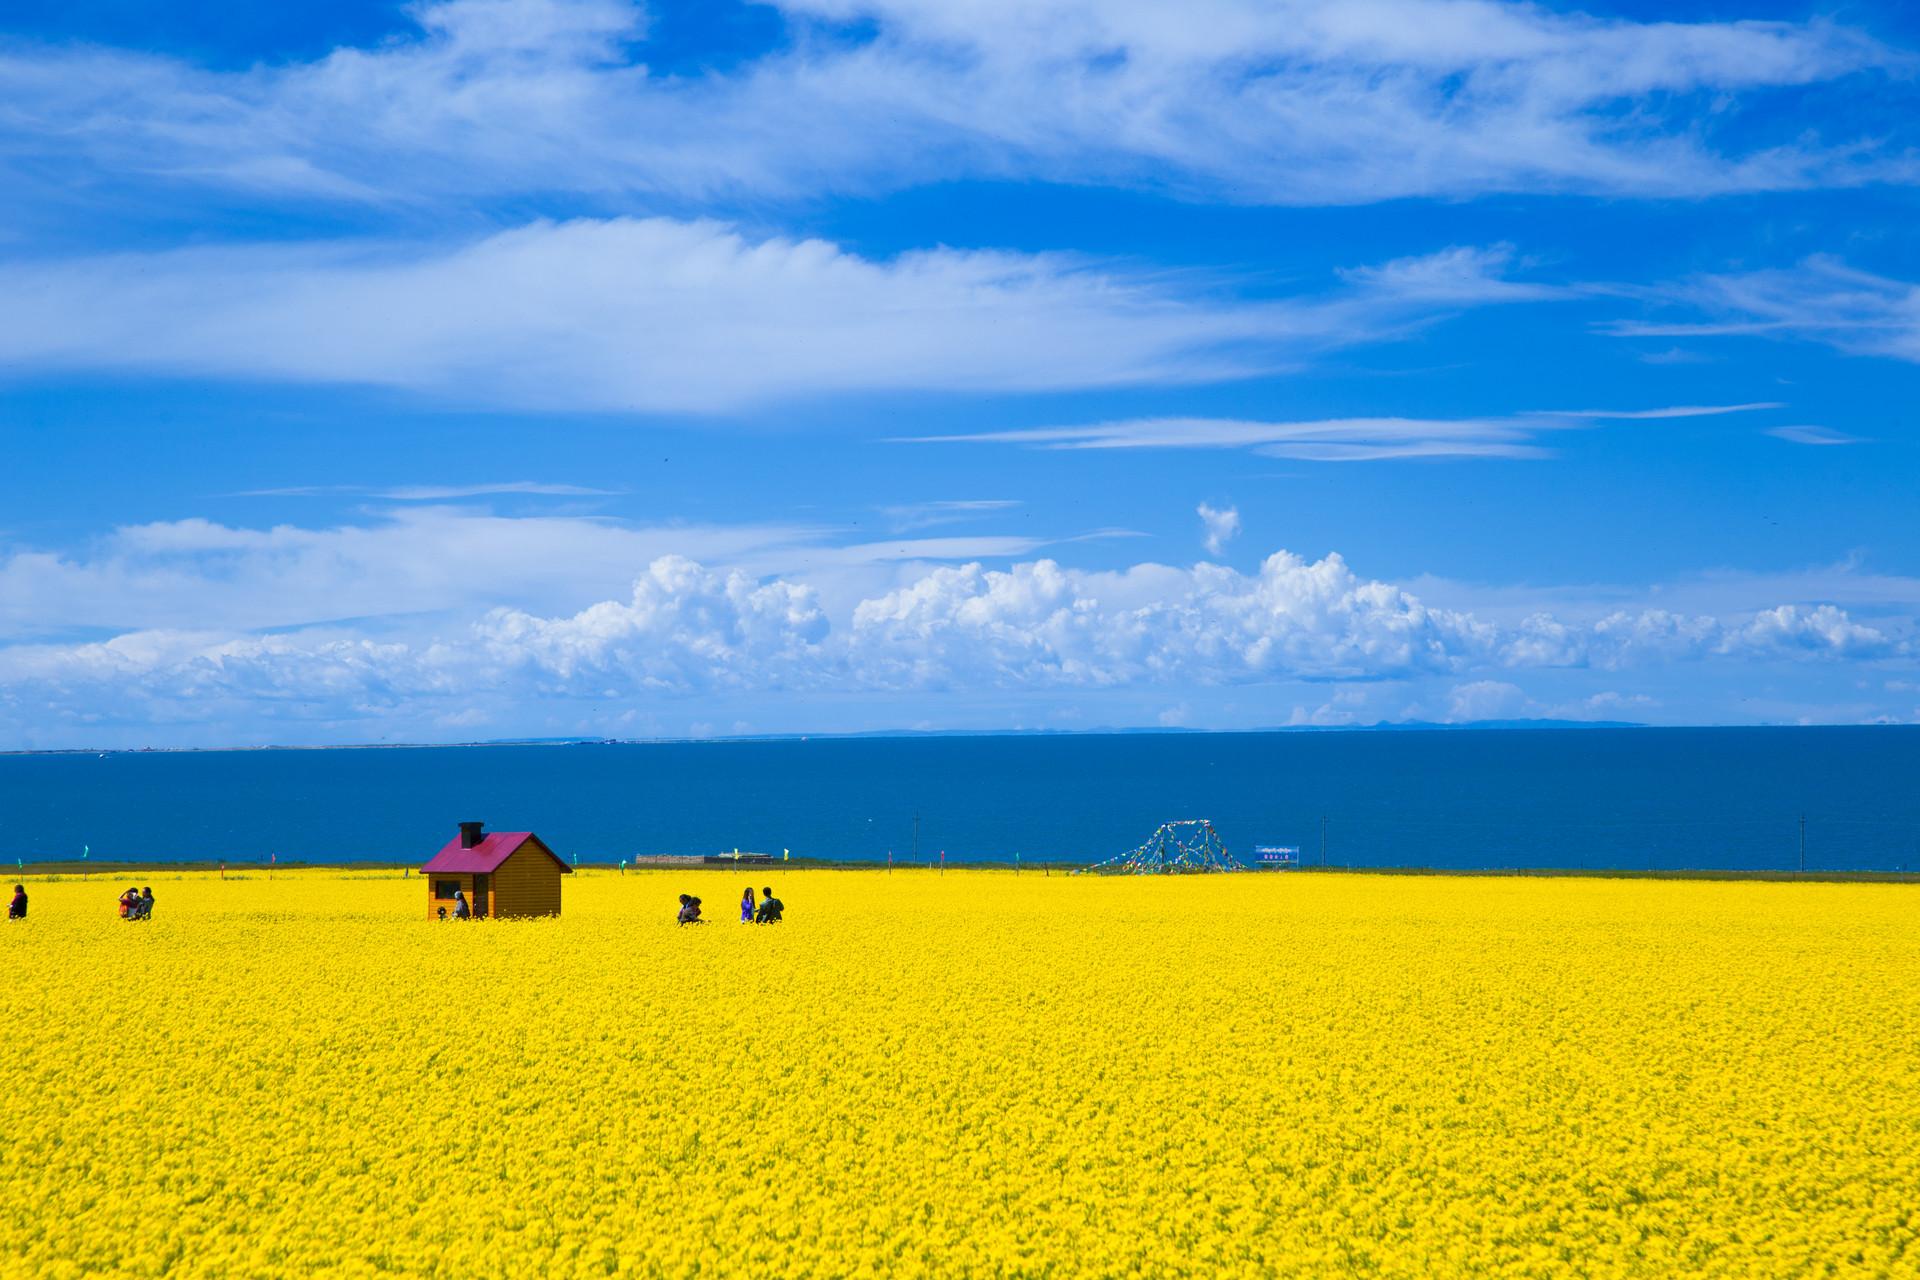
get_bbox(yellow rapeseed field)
[0,868,1913,1278]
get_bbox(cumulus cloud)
[0,519,1911,742]
[1447,680,1526,721]
[6,546,1900,709]
[0,223,1553,409]
[478,557,832,693]
[0,0,1904,212]
[1198,504,1240,555]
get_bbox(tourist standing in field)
[739,887,754,923]
[7,885,24,920]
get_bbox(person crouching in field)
[130,888,154,921]
[7,885,24,920]
[118,887,139,919]
[677,893,705,925]
[739,886,754,923]
[452,889,471,920]
[754,887,783,924]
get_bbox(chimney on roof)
[459,821,486,849]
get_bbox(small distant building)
[422,821,571,919]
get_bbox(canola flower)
[0,868,1913,1278]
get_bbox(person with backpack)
[753,887,783,924]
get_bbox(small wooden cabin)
[422,822,571,919]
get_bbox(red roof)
[421,832,572,875]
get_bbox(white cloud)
[1446,680,1526,721]
[0,507,1061,639]
[478,556,831,692]
[0,514,1912,742]
[1763,425,1863,445]
[1198,503,1240,555]
[1606,256,1920,363]
[0,0,1903,211]
[376,482,623,499]
[905,402,1779,461]
[843,553,1485,687]
[0,223,1552,409]
[880,500,1022,532]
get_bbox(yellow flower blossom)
[0,869,1911,1278]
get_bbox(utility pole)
[1799,813,1806,874]
[1321,815,1328,868]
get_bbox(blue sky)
[4,0,1920,745]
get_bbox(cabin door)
[472,874,489,918]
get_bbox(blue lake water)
[2,726,1918,872]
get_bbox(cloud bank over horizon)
[2,518,1910,746]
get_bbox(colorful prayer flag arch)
[1083,820,1246,875]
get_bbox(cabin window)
[434,880,460,900]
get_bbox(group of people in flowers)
[1,885,149,921]
[678,885,783,926]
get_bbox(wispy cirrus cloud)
[1764,425,1864,445]
[235,482,621,498]
[0,0,1906,216]
[901,403,1782,461]
[880,500,1022,532]
[0,225,1552,409]
[376,482,623,499]
[1604,256,1920,362]
[0,508,1059,640]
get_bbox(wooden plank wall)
[427,872,472,920]
[493,842,562,918]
